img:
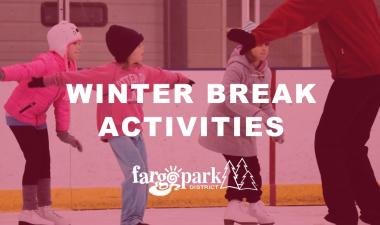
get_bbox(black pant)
[9,126,51,185]
[223,155,262,203]
[315,75,380,225]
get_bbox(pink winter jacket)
[1,52,76,132]
[44,63,191,141]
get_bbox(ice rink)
[0,70,378,225]
[0,206,370,225]
[1,1,380,224]
[0,206,326,225]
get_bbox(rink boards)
[0,69,379,210]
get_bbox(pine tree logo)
[220,158,258,191]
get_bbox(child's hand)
[0,70,4,81]
[255,110,284,143]
[28,77,45,88]
[189,79,195,86]
[57,131,83,152]
[255,110,270,126]
[272,133,285,144]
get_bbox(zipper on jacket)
[19,102,36,113]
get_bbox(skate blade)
[224,220,235,225]
[19,221,47,225]
[224,219,258,225]
[259,223,275,225]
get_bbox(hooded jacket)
[199,46,276,157]
[1,21,82,131]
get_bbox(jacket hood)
[227,45,268,74]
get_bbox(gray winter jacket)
[198,46,276,157]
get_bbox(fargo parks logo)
[132,158,258,196]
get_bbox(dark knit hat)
[106,25,144,63]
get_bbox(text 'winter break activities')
[65,83,316,137]
[66,83,316,104]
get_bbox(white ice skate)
[321,220,335,225]
[248,201,275,225]
[18,210,53,225]
[224,200,258,225]
[36,206,70,225]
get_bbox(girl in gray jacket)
[199,22,284,225]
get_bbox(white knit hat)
[47,21,82,58]
[242,21,258,33]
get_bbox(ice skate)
[314,219,372,225]
[248,201,275,225]
[18,210,53,225]
[36,206,70,225]
[224,200,258,225]
[358,220,370,225]
[320,220,335,225]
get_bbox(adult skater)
[0,21,83,225]
[228,1,380,225]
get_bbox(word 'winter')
[66,83,316,104]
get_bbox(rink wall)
[0,69,379,211]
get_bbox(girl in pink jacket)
[0,21,82,225]
[29,25,194,225]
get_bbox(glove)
[0,70,4,81]
[254,110,270,126]
[227,28,256,55]
[57,131,83,152]
[28,77,45,88]
[189,79,196,86]
[255,110,284,143]
[272,133,285,144]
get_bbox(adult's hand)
[227,28,256,55]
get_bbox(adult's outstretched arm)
[253,0,341,44]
